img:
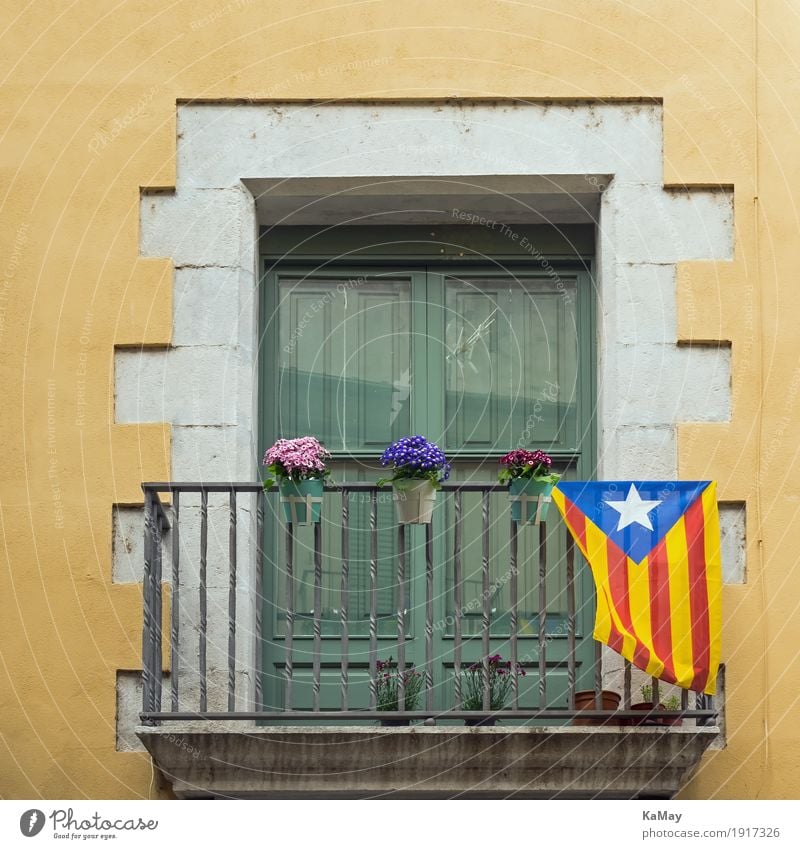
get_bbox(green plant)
[640,684,681,710]
[461,654,526,711]
[375,657,424,711]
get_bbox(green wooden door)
[260,255,596,716]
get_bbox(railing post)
[481,490,491,712]
[396,523,406,711]
[227,488,237,712]
[255,488,264,712]
[510,516,519,710]
[453,490,463,708]
[566,528,577,711]
[170,490,180,713]
[199,489,208,713]
[153,508,164,714]
[312,521,322,712]
[425,522,434,712]
[284,520,295,711]
[141,489,156,723]
[368,491,378,710]
[340,488,350,712]
[538,521,548,710]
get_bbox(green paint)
[259,227,596,719]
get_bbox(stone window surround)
[114,101,737,746]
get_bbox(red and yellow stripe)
[552,483,721,694]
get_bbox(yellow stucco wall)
[0,0,796,798]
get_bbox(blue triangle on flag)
[555,480,712,564]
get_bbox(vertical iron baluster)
[681,687,689,713]
[153,512,163,713]
[623,660,632,710]
[199,490,208,713]
[397,524,406,711]
[312,521,322,712]
[538,521,548,710]
[651,676,660,708]
[368,492,378,710]
[566,528,576,711]
[594,638,603,710]
[227,489,237,712]
[453,490,463,708]
[510,517,519,710]
[340,489,350,712]
[481,490,490,712]
[284,521,295,711]
[170,491,180,713]
[255,489,264,712]
[142,490,155,718]
[425,522,434,712]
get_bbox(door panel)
[442,274,580,453]
[261,260,595,716]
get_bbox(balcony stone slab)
[138,723,719,800]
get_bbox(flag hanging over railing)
[552,481,722,694]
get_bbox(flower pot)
[279,478,324,525]
[464,716,497,727]
[627,702,683,727]
[392,479,437,524]
[571,689,622,726]
[509,478,555,524]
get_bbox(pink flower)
[263,436,330,477]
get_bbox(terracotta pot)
[625,702,684,727]
[393,479,437,524]
[571,689,622,726]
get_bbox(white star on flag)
[604,484,662,532]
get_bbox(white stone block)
[171,426,251,481]
[140,188,252,267]
[113,506,147,584]
[602,343,731,426]
[720,502,746,584]
[115,346,241,425]
[116,671,168,752]
[599,425,677,479]
[173,267,244,346]
[601,263,677,345]
[177,102,663,187]
[608,184,734,263]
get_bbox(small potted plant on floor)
[262,436,330,525]
[460,653,526,725]
[375,657,424,725]
[629,684,683,727]
[379,435,450,524]
[498,449,560,524]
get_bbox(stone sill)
[138,723,719,799]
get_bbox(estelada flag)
[552,481,722,694]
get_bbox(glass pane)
[272,461,408,637]
[444,276,579,453]
[276,276,412,452]
[443,461,581,637]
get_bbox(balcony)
[136,481,719,799]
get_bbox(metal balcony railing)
[140,482,716,727]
